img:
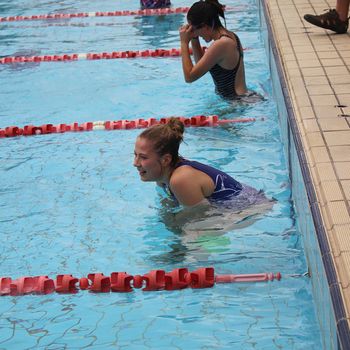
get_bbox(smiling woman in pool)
[133,118,269,209]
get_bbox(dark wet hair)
[187,0,226,29]
[139,118,184,167]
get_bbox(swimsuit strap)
[218,33,243,72]
[219,33,243,56]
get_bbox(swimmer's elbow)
[184,198,210,208]
[184,73,198,83]
[184,76,194,83]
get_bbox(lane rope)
[0,46,251,65]
[0,5,242,23]
[0,7,189,22]
[0,115,261,139]
[0,267,282,295]
[0,47,189,65]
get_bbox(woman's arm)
[190,37,204,63]
[169,168,209,207]
[179,25,226,83]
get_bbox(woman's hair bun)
[167,117,185,136]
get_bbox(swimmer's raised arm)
[190,37,204,63]
[178,21,204,64]
[180,35,226,83]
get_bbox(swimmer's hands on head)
[179,24,197,44]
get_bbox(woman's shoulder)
[172,162,213,185]
[220,31,240,44]
[168,166,198,198]
[171,164,195,179]
[210,32,238,50]
[170,163,200,184]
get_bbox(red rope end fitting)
[215,272,282,283]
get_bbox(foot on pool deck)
[304,9,349,34]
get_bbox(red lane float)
[0,267,282,296]
[0,115,260,139]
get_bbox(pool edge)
[259,0,350,349]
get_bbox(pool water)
[0,0,323,349]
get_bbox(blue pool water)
[0,0,324,348]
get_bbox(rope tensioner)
[0,115,259,139]
[0,267,282,296]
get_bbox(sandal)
[304,9,349,34]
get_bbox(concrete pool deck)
[264,0,350,332]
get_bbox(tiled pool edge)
[259,0,350,349]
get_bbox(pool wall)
[259,1,350,349]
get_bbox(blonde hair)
[139,118,184,167]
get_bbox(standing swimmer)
[133,118,269,209]
[179,0,252,100]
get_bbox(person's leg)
[336,0,350,21]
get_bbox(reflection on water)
[151,189,275,264]
[134,13,184,47]
[0,49,42,71]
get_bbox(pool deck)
[264,0,350,330]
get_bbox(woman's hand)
[179,24,194,44]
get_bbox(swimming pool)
[0,0,324,348]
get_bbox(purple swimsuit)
[174,159,242,202]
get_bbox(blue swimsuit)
[166,159,243,203]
